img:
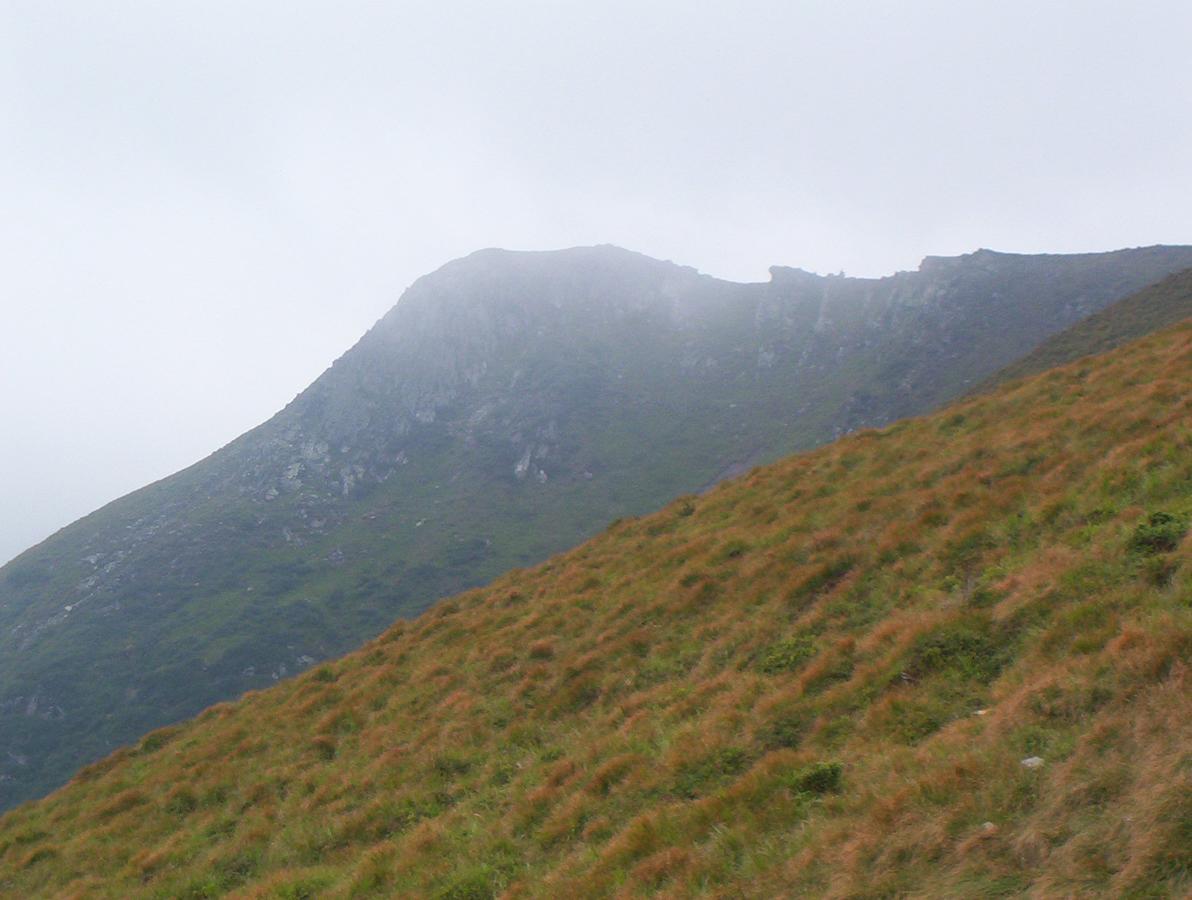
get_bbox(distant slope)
[1,321,1188,898]
[3,243,1192,811]
[977,266,1192,391]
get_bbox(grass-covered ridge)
[977,266,1192,392]
[6,244,1192,812]
[1,321,1189,898]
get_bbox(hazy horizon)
[3,1,1191,565]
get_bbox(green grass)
[0,318,1188,897]
[6,245,1192,813]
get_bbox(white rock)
[1021,756,1044,769]
[514,446,533,479]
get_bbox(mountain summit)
[2,243,1192,808]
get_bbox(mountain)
[1,318,1187,898]
[976,265,1192,392]
[3,243,1192,811]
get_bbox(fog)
[2,0,1190,564]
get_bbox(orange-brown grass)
[1,322,1190,898]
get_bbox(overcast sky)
[1,0,1190,565]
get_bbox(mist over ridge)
[3,242,1192,809]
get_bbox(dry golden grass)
[0,322,1189,898]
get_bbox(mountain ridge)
[3,242,1192,809]
[0,315,1187,897]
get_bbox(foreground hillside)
[2,323,1189,897]
[5,244,1192,810]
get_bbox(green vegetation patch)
[905,614,1014,684]
[784,761,843,795]
[672,747,750,799]
[757,635,819,674]
[1128,511,1188,555]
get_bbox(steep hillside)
[977,266,1192,391]
[4,244,1192,810]
[1,320,1187,898]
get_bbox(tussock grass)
[1,322,1190,898]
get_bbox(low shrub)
[1128,512,1187,555]
[905,616,1011,683]
[785,761,843,795]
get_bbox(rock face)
[2,242,1192,809]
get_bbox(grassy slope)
[976,267,1192,393]
[8,246,1192,813]
[1,322,1189,898]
